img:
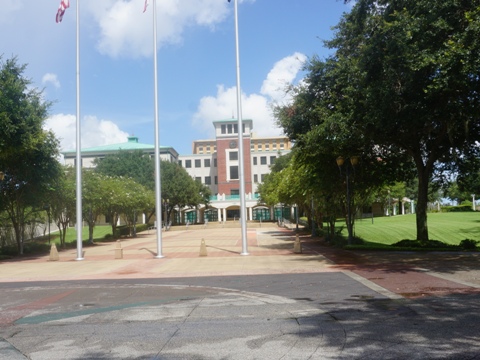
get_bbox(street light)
[336,156,359,245]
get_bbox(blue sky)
[1,0,353,155]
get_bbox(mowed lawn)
[350,212,480,245]
[50,226,113,245]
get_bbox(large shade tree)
[0,56,61,254]
[278,0,480,243]
[340,0,480,242]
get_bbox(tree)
[117,178,154,236]
[0,56,61,254]
[50,167,76,248]
[161,160,210,222]
[278,1,480,243]
[94,150,155,190]
[341,0,480,242]
[82,171,108,243]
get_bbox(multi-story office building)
[178,119,291,222]
[62,119,292,224]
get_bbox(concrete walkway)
[2,223,480,299]
[2,224,480,359]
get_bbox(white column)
[411,200,415,213]
[223,208,227,222]
[249,206,253,221]
[217,208,222,222]
[402,201,405,214]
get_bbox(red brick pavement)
[299,236,480,299]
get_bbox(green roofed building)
[62,136,179,168]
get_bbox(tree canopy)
[0,56,61,253]
[275,0,480,243]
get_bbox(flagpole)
[233,0,248,255]
[75,0,84,260]
[152,0,164,258]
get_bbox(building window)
[195,159,201,168]
[185,160,192,168]
[251,143,255,149]
[227,124,233,134]
[265,144,270,150]
[204,159,211,167]
[178,160,182,167]
[253,157,257,165]
[195,177,201,183]
[254,174,258,183]
[214,158,217,167]
[280,142,285,149]
[261,174,266,182]
[258,143,263,151]
[260,156,267,165]
[221,125,226,134]
[205,176,211,185]
[270,156,276,165]
[229,151,238,161]
[215,176,218,184]
[214,146,217,151]
[231,189,239,196]
[234,124,238,133]
[199,146,203,153]
[273,142,277,149]
[230,166,239,180]
[207,146,211,153]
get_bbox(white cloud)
[193,52,306,138]
[85,0,232,58]
[42,73,61,89]
[45,114,129,152]
[260,52,307,103]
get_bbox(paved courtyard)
[1,223,480,359]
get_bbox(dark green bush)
[392,239,455,249]
[442,205,474,212]
[135,224,149,233]
[459,239,479,250]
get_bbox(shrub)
[392,239,455,249]
[459,239,479,250]
[442,205,474,212]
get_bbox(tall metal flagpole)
[233,0,248,255]
[75,0,84,260]
[152,0,164,258]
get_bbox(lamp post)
[336,156,359,245]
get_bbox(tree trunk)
[416,166,430,244]
[88,223,94,244]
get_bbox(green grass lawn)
[350,212,480,245]
[48,225,113,245]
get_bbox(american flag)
[143,0,149,13]
[56,0,70,23]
